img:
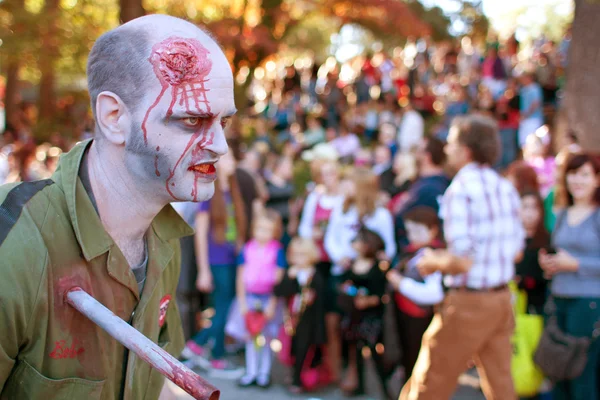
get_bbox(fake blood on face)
[154,146,161,177]
[143,36,216,201]
[142,37,213,145]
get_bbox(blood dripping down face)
[124,35,235,203]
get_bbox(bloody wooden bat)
[65,287,220,400]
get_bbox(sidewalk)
[166,359,485,400]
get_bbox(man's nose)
[206,122,228,156]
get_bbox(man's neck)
[85,142,165,251]
[419,164,444,178]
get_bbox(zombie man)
[0,14,235,399]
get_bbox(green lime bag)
[509,282,545,397]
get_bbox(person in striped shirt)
[399,114,525,400]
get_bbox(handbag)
[509,282,544,396]
[533,298,598,381]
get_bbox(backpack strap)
[0,179,54,247]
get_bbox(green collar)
[53,139,194,262]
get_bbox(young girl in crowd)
[298,160,344,300]
[182,151,247,377]
[274,237,327,394]
[516,191,550,315]
[523,126,555,197]
[324,167,397,393]
[225,210,286,388]
[337,228,390,397]
[386,206,445,381]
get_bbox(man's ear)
[95,91,131,145]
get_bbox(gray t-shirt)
[551,209,600,298]
[79,152,148,294]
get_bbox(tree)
[321,0,431,39]
[406,1,452,41]
[557,0,600,152]
[37,0,60,123]
[0,0,35,127]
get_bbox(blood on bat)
[156,349,220,400]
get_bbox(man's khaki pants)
[399,288,516,400]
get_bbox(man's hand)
[417,248,441,276]
[196,270,213,293]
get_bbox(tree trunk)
[37,0,60,123]
[2,0,26,128]
[120,0,145,23]
[3,61,21,128]
[557,0,600,152]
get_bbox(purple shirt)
[197,192,238,266]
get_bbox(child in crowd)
[274,237,327,394]
[386,206,445,381]
[224,210,286,388]
[337,227,390,397]
[515,191,550,315]
[523,126,555,197]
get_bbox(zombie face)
[125,36,235,203]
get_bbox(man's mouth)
[189,163,216,174]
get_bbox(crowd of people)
[1,26,599,400]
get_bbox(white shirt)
[298,190,344,239]
[324,203,397,276]
[397,110,424,152]
[397,248,445,305]
[399,272,445,305]
[440,163,525,289]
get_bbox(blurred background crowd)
[2,0,600,399]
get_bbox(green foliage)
[292,159,312,196]
[406,0,452,41]
[283,14,340,60]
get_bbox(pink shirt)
[527,157,555,197]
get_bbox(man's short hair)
[452,114,500,166]
[87,27,152,121]
[424,137,446,166]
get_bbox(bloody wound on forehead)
[65,287,219,400]
[142,36,216,201]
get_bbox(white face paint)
[406,221,433,248]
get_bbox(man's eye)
[182,117,202,127]
[221,117,231,129]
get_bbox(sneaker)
[180,341,211,370]
[237,374,256,388]
[256,374,271,389]
[208,359,245,379]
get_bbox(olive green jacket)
[0,140,192,399]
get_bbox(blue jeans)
[192,264,237,360]
[497,128,517,171]
[552,297,600,400]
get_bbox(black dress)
[274,271,327,386]
[338,262,391,398]
[338,263,388,346]
[515,238,548,314]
